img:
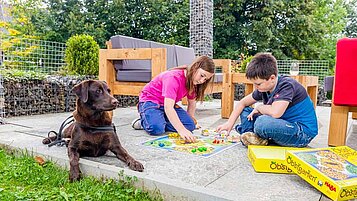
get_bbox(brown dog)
[43,80,144,182]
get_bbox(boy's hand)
[247,108,260,121]
[179,129,196,143]
[216,122,233,134]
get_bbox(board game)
[286,146,357,201]
[142,129,240,157]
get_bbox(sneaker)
[131,118,143,130]
[240,132,268,147]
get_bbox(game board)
[295,150,357,181]
[142,130,240,157]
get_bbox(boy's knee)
[254,115,271,133]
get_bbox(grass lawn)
[0,148,162,201]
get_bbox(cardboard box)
[286,146,357,201]
[248,145,307,174]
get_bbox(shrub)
[64,34,99,75]
[240,55,253,73]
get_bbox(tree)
[344,0,357,38]
[107,0,189,46]
[213,0,348,65]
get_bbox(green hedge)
[64,34,99,75]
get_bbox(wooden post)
[220,60,233,119]
[99,50,115,95]
[151,48,167,78]
[328,103,349,146]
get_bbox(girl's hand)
[179,129,196,143]
[247,108,260,121]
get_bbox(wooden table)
[221,73,319,118]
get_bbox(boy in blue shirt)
[216,53,318,147]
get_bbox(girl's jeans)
[138,101,195,135]
[235,107,313,147]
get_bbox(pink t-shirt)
[139,69,196,105]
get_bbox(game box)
[286,146,357,201]
[248,145,307,174]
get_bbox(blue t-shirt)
[252,76,318,137]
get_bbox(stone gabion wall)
[189,0,213,57]
[3,76,328,117]
[3,76,138,117]
[115,95,138,108]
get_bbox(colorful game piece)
[168,132,180,138]
[159,143,165,147]
[201,129,210,136]
[191,148,197,153]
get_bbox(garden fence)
[0,36,331,117]
[277,60,330,83]
[0,35,66,73]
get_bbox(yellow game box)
[248,145,307,174]
[286,146,357,201]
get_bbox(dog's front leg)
[111,145,144,172]
[68,146,81,182]
[109,135,144,172]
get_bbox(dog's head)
[72,80,118,111]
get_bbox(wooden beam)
[101,48,154,60]
[113,83,146,96]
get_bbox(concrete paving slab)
[1,99,356,201]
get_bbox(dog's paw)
[69,172,81,182]
[128,160,144,172]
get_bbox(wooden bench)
[220,73,319,118]
[99,38,231,101]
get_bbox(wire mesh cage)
[0,36,72,117]
[277,60,330,83]
[189,0,213,57]
[0,35,66,74]
[0,36,138,117]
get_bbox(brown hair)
[246,53,278,80]
[186,55,215,101]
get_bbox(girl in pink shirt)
[132,56,215,142]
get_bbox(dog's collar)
[75,122,116,132]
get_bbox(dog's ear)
[72,81,90,103]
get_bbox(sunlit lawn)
[0,148,162,201]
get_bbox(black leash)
[47,115,117,147]
[47,115,74,147]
